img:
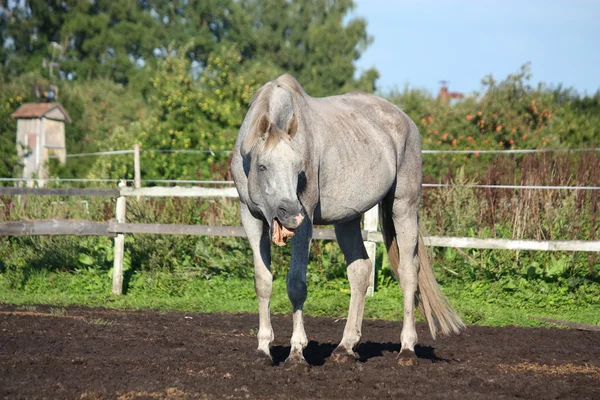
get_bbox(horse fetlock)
[256,338,272,354]
[290,334,308,352]
[257,328,274,345]
[400,326,418,351]
[338,333,360,352]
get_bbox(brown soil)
[1,304,599,399]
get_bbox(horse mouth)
[272,218,296,247]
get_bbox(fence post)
[133,144,141,200]
[364,205,379,296]
[112,179,127,295]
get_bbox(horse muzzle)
[271,213,304,247]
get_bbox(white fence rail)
[3,178,600,191]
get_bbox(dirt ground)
[1,304,599,399]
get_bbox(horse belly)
[315,165,395,225]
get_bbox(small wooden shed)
[10,103,71,186]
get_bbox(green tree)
[0,80,26,180]
[90,44,277,181]
[143,0,378,95]
[242,0,378,96]
[389,64,559,153]
[146,0,254,66]
[2,0,377,94]
[4,0,162,85]
[548,86,600,146]
[0,2,12,78]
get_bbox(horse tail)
[414,232,465,338]
[379,202,465,339]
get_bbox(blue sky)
[351,0,600,96]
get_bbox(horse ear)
[259,114,271,140]
[241,114,270,156]
[286,114,298,139]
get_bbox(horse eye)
[259,164,267,172]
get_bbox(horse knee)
[347,260,371,292]
[254,269,273,299]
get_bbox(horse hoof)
[284,353,310,372]
[397,349,418,366]
[254,350,273,366]
[330,347,358,363]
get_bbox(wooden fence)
[1,184,599,296]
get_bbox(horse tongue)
[272,219,295,247]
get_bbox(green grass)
[1,271,598,328]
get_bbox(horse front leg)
[285,216,312,365]
[331,218,371,362]
[240,203,273,363]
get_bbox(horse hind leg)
[331,218,371,363]
[386,196,420,366]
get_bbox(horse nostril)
[278,207,287,216]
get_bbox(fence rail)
[3,180,600,191]
[51,147,600,159]
[0,220,113,236]
[0,187,120,196]
[2,219,599,253]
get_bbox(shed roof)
[10,103,72,122]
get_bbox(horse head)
[243,112,304,246]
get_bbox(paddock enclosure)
[1,304,599,399]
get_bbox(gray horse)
[231,74,464,366]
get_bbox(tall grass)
[422,152,599,241]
